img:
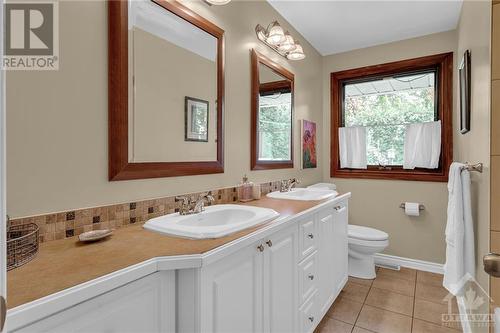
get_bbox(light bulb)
[287,42,305,60]
[278,32,296,52]
[266,21,286,46]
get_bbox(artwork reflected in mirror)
[185,97,209,142]
[251,50,294,170]
[301,120,317,169]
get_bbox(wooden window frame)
[330,52,453,182]
[251,49,295,170]
[108,0,225,181]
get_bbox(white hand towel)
[443,162,475,296]
[403,121,441,169]
[338,127,367,169]
[495,308,500,333]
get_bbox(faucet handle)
[200,191,215,204]
[175,196,189,204]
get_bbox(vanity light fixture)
[204,0,231,5]
[278,32,296,53]
[287,42,305,60]
[266,21,286,45]
[255,21,306,60]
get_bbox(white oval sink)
[267,188,338,201]
[143,204,280,239]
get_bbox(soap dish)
[78,229,113,242]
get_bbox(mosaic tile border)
[8,180,287,243]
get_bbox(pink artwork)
[302,120,317,169]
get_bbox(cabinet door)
[200,242,264,333]
[332,203,349,293]
[316,207,336,314]
[263,225,299,333]
[15,272,173,333]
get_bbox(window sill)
[330,166,448,182]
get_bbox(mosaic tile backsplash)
[8,180,287,243]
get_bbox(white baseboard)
[374,253,444,274]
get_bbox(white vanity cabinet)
[12,271,175,333]
[180,223,299,333]
[180,199,349,333]
[316,201,348,316]
[7,196,350,333]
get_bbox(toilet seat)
[348,225,388,241]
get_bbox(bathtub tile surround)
[7,180,286,243]
[315,268,461,333]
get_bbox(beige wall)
[132,27,217,162]
[456,0,491,290]
[259,64,285,83]
[6,0,324,217]
[322,31,458,264]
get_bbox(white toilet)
[348,225,389,279]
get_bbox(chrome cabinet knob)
[483,253,500,277]
[308,316,314,322]
[257,244,265,252]
[334,205,342,211]
[266,240,273,247]
[308,274,314,280]
[308,233,314,239]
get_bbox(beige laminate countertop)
[7,197,328,309]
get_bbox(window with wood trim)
[330,53,453,182]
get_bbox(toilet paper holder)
[399,203,425,211]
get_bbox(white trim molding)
[374,253,444,274]
[0,1,7,331]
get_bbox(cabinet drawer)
[299,217,316,260]
[299,252,317,304]
[299,290,318,333]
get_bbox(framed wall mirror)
[250,49,294,170]
[108,0,225,181]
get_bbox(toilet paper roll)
[404,202,420,216]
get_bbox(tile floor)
[316,267,461,333]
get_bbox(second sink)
[267,188,338,201]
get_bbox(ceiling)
[267,0,463,56]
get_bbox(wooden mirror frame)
[108,0,225,181]
[250,49,294,170]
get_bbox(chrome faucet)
[175,195,192,215]
[175,191,215,215]
[193,192,215,213]
[280,178,300,192]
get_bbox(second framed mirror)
[250,49,294,170]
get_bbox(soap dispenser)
[238,175,254,202]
